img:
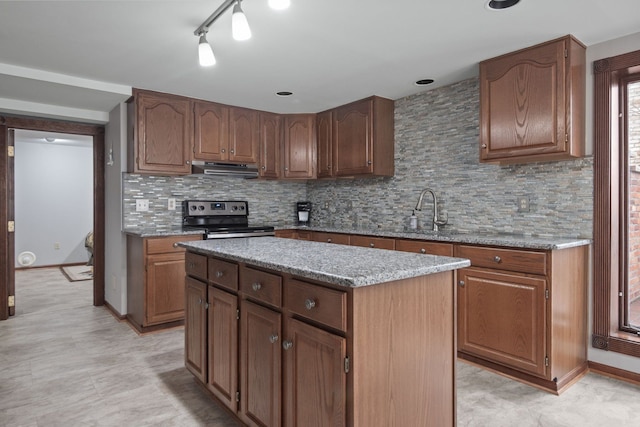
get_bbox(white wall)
[104,103,128,315]
[14,135,93,267]
[586,31,640,374]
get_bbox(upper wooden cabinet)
[316,110,333,178]
[258,112,281,179]
[229,107,259,163]
[479,35,585,164]
[128,89,193,175]
[194,101,258,164]
[332,96,395,177]
[283,114,316,179]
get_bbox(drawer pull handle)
[269,334,279,344]
[188,262,195,269]
[305,299,316,310]
[215,271,224,278]
[369,243,375,248]
[458,280,465,287]
[493,256,502,263]
[327,238,332,243]
[420,248,426,254]
[252,283,262,291]
[282,340,293,350]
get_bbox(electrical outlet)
[136,199,149,212]
[54,242,60,250]
[168,198,176,211]
[517,197,530,212]
[323,201,329,209]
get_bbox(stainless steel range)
[182,200,275,239]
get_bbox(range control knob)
[198,205,205,210]
[190,205,197,211]
[240,205,245,210]
[232,206,238,211]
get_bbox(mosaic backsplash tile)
[123,77,593,239]
[306,78,593,238]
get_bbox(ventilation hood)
[191,161,259,178]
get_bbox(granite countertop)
[283,226,591,251]
[123,227,205,238]
[179,237,470,288]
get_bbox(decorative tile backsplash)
[307,78,593,238]
[123,77,593,239]
[122,174,307,229]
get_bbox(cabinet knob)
[458,280,465,287]
[252,282,262,291]
[304,298,316,310]
[173,243,179,248]
[481,144,487,149]
[282,340,293,350]
[367,160,372,165]
[215,271,224,278]
[230,149,234,154]
[327,238,332,243]
[221,149,226,153]
[369,243,375,248]
[186,160,190,165]
[261,165,266,170]
[269,334,279,344]
[328,165,331,169]
[493,256,502,263]
[420,248,426,254]
[284,167,289,171]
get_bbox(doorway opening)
[0,115,105,320]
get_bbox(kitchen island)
[180,237,470,427]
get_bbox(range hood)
[191,161,259,178]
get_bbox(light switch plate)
[168,198,176,211]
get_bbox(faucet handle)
[434,212,448,227]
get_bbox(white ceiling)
[1,0,639,123]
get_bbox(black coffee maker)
[296,202,312,226]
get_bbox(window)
[593,50,640,357]
[622,78,640,333]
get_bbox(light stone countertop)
[123,227,206,238]
[179,237,471,288]
[285,226,591,251]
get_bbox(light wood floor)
[2,267,640,426]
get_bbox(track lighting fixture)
[194,0,290,66]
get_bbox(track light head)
[198,32,216,67]
[232,1,251,41]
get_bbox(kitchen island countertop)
[180,237,470,288]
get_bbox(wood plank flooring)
[2,267,640,426]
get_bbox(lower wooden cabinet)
[455,244,588,394]
[127,234,202,332]
[185,276,207,383]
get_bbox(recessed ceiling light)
[415,79,434,86]
[276,91,293,97]
[486,0,521,10]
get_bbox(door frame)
[0,115,105,320]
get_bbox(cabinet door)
[283,114,316,179]
[334,99,373,176]
[240,300,281,427]
[457,267,548,378]
[185,277,207,383]
[258,112,281,178]
[207,286,239,412]
[229,107,259,163]
[135,90,192,174]
[479,38,567,161]
[146,253,187,325]
[193,100,230,161]
[316,110,333,178]
[283,318,346,427]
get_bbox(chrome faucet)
[414,188,448,231]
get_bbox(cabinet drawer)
[208,258,239,291]
[312,232,350,245]
[455,245,547,275]
[240,266,282,308]
[350,235,395,250]
[185,252,207,281]
[285,279,347,332]
[395,239,454,256]
[146,234,203,254]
